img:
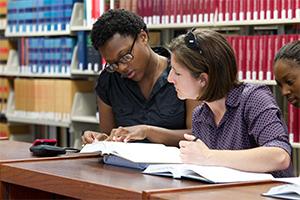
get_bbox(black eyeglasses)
[104,35,137,73]
[184,28,202,54]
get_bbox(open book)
[143,164,274,183]
[262,177,300,200]
[80,141,181,164]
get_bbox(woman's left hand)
[108,125,149,142]
[179,134,213,165]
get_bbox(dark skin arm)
[81,97,115,144]
[109,99,199,146]
[82,97,199,146]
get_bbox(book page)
[143,164,273,183]
[185,164,273,183]
[80,141,182,164]
[262,184,300,200]
[273,177,300,186]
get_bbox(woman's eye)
[286,79,294,86]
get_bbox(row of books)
[226,34,300,81]
[0,123,30,138]
[140,0,300,24]
[14,79,93,121]
[84,0,300,26]
[0,38,12,62]
[0,0,6,15]
[76,30,160,71]
[77,31,102,71]
[18,37,75,74]
[288,104,300,143]
[6,0,80,34]
[0,78,9,114]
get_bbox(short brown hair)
[169,29,240,102]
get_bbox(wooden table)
[0,140,97,163]
[0,140,99,199]
[0,158,206,199]
[147,181,284,200]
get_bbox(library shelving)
[2,1,300,176]
[0,18,5,30]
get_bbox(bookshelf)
[0,1,101,146]
[0,18,5,30]
[71,92,98,125]
[2,1,300,174]
[68,0,300,174]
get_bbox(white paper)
[80,141,182,164]
[263,184,300,200]
[143,164,273,183]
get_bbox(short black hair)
[91,9,147,50]
[274,40,300,66]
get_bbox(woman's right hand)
[81,130,109,144]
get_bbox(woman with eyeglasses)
[167,28,293,178]
[81,9,198,146]
[273,40,300,108]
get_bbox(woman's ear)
[198,73,208,87]
[139,30,148,43]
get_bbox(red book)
[287,0,293,19]
[218,0,225,22]
[245,36,252,80]
[266,35,274,80]
[170,0,175,24]
[253,0,259,20]
[296,0,300,19]
[281,0,288,19]
[273,0,281,19]
[246,0,253,21]
[238,36,246,80]
[92,0,100,22]
[297,108,300,143]
[293,107,299,143]
[262,35,268,81]
[210,0,217,23]
[203,0,209,23]
[148,0,154,24]
[288,103,295,142]
[273,35,282,80]
[252,36,259,80]
[192,0,199,23]
[174,0,181,24]
[198,0,203,23]
[186,0,193,23]
[162,0,168,24]
[259,0,266,20]
[137,0,144,18]
[239,0,246,21]
[266,0,274,20]
[231,37,240,79]
[225,0,231,21]
[258,36,265,80]
[232,0,239,21]
[159,0,164,24]
[228,0,233,21]
[182,0,189,23]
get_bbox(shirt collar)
[225,83,245,108]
